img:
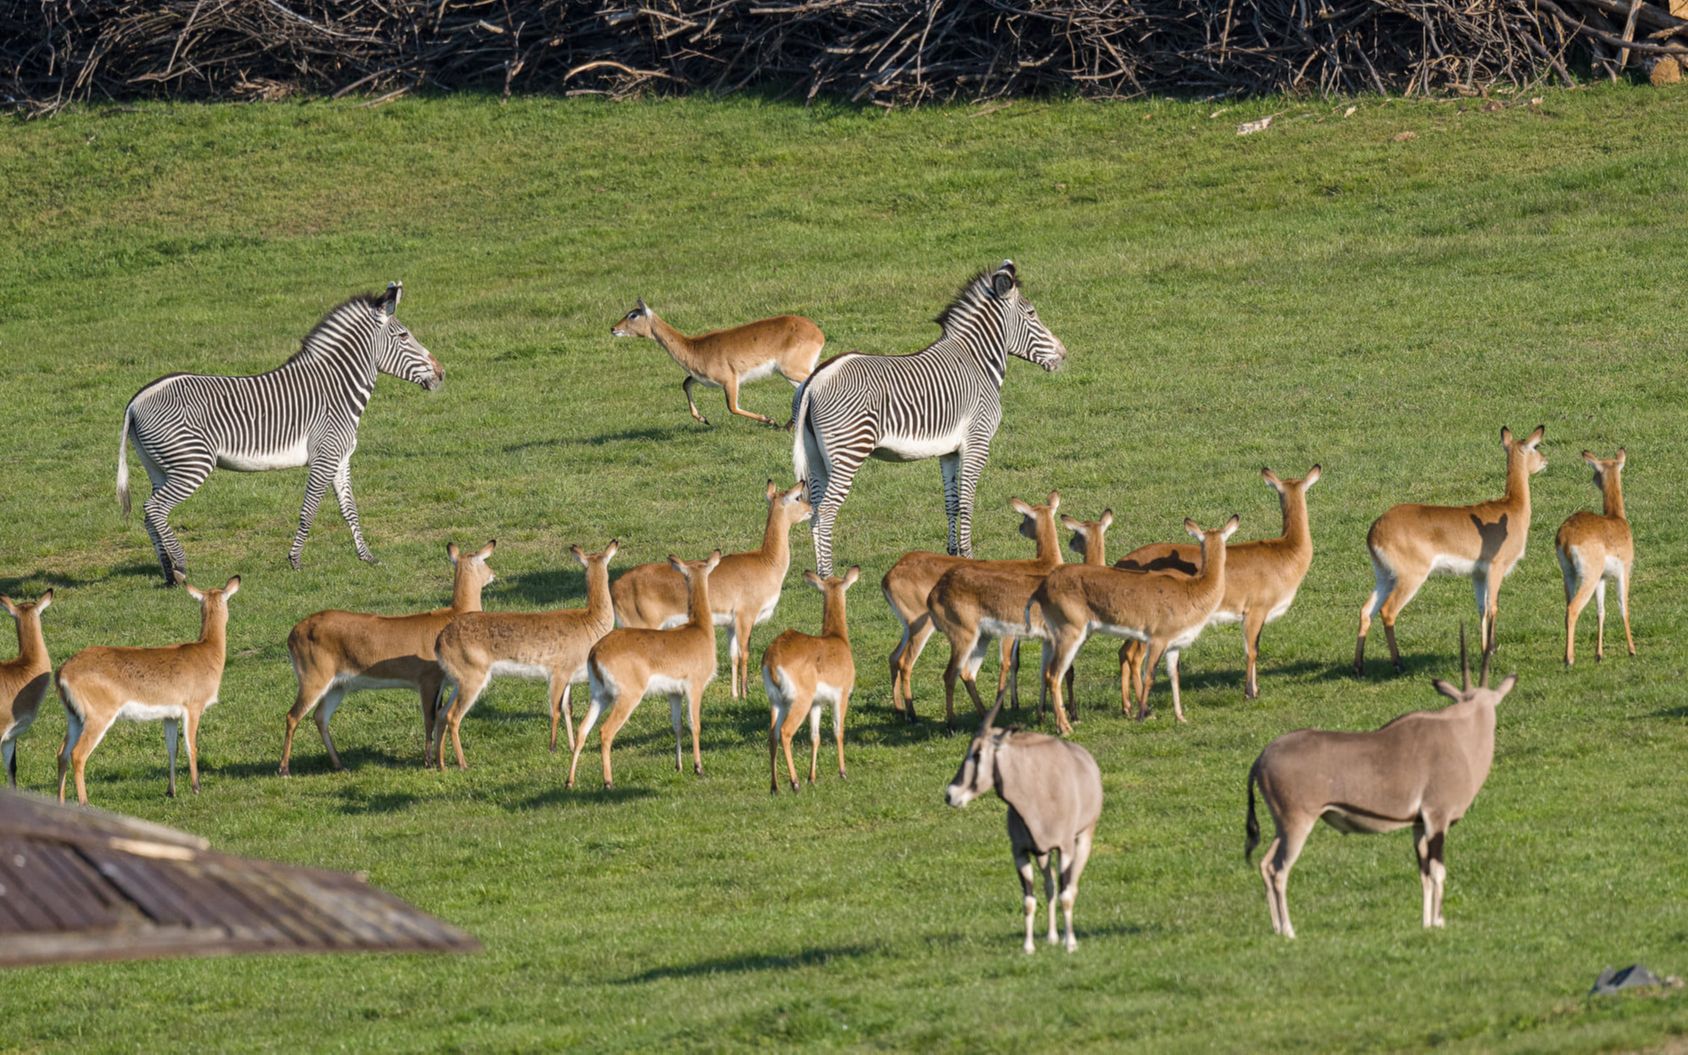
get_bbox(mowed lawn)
[1,87,1686,1053]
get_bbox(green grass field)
[2,87,1686,1053]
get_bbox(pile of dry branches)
[4,0,1686,116]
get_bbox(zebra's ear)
[376,282,401,317]
[991,265,1015,298]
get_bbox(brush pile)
[4,0,1687,116]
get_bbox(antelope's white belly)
[755,597,780,625]
[490,660,552,681]
[1429,555,1480,578]
[1266,589,1299,623]
[1089,621,1149,643]
[739,360,780,384]
[338,674,416,692]
[1168,624,1206,651]
[117,698,214,723]
[873,421,967,462]
[981,616,1042,640]
[1207,609,1244,627]
[645,673,697,697]
[813,681,845,706]
[219,436,310,472]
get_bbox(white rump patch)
[1602,555,1625,581]
[813,681,844,706]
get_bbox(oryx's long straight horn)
[981,698,1003,734]
[1479,640,1492,689]
[1460,623,1470,691]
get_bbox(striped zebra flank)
[791,260,1068,578]
[116,283,443,584]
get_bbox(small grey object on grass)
[1589,965,1673,996]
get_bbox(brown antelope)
[1247,630,1513,937]
[57,574,239,805]
[279,541,496,776]
[610,300,824,426]
[1355,426,1546,674]
[762,567,859,793]
[568,551,722,790]
[611,481,811,701]
[1030,516,1239,733]
[431,542,619,770]
[1555,449,1634,666]
[1,590,53,788]
[946,700,1102,955]
[1115,466,1320,703]
[881,493,1064,722]
[927,509,1114,731]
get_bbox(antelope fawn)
[1555,449,1634,665]
[1355,427,1545,674]
[611,300,823,426]
[762,567,860,793]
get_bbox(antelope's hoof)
[1244,687,1259,701]
[1392,661,1405,674]
[770,785,779,796]
[166,788,176,799]
[1352,662,1365,678]
[1023,943,1036,956]
[278,766,290,778]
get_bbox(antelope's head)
[372,282,444,392]
[571,540,620,571]
[1012,490,1061,543]
[1582,448,1625,490]
[1063,510,1113,563]
[0,589,53,628]
[1501,425,1547,476]
[767,479,814,527]
[612,299,655,339]
[447,540,498,591]
[175,574,240,627]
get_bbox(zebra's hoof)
[288,554,302,571]
[359,553,381,566]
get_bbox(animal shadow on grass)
[1323,652,1448,682]
[496,565,588,608]
[616,944,876,984]
[1646,704,1688,720]
[220,745,419,778]
[0,568,113,594]
[334,786,422,815]
[504,424,687,453]
[512,784,656,810]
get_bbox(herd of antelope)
[0,272,1642,952]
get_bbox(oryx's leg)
[1261,813,1311,938]
[288,459,337,571]
[939,452,962,556]
[330,448,378,564]
[952,439,993,560]
[810,446,865,579]
[1061,825,1095,953]
[682,376,708,425]
[141,444,213,584]
[1618,564,1635,656]
[1014,844,1039,955]
[1043,850,1059,946]
[163,718,180,798]
[1414,818,1435,928]
[1427,828,1448,927]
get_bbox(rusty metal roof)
[0,790,479,966]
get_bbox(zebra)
[791,261,1067,578]
[116,283,443,584]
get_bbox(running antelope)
[1,590,53,788]
[762,567,859,793]
[568,551,722,790]
[1246,630,1512,937]
[57,574,239,805]
[1356,426,1546,674]
[432,542,619,770]
[279,541,496,776]
[1555,449,1634,666]
[611,481,811,700]
[1031,517,1238,733]
[882,492,1064,722]
[927,508,1114,731]
[1115,466,1319,703]
[945,700,1102,955]
[611,300,824,426]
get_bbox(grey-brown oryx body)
[946,702,1102,954]
[1246,631,1514,937]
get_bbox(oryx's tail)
[1244,758,1262,863]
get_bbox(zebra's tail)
[116,401,134,517]
[790,377,819,491]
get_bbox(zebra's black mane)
[286,292,384,365]
[933,270,996,333]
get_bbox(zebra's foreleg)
[954,441,993,560]
[331,454,377,564]
[289,462,336,570]
[939,453,961,556]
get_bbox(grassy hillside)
[1,87,1685,1053]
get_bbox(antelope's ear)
[991,261,1016,298]
[0,596,15,617]
[842,566,862,589]
[223,576,241,598]
[474,540,497,562]
[1046,489,1060,511]
[1220,514,1241,541]
[636,297,648,313]
[765,478,778,502]
[803,570,824,590]
[1500,426,1513,447]
[1100,509,1114,530]
[604,539,620,560]
[570,544,587,566]
[447,541,461,565]
[1430,678,1462,701]
[1010,497,1035,517]
[1581,450,1598,465]
[1302,464,1322,489]
[1492,674,1518,699]
[705,549,723,572]
[667,555,686,574]
[1615,447,1626,468]
[1060,515,1083,531]
[36,589,53,611]
[181,578,206,602]
[1184,518,1203,539]
[1525,424,1545,449]
[1261,467,1284,493]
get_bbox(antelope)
[610,300,824,427]
[945,700,1102,954]
[1030,516,1239,733]
[882,493,1064,722]
[927,508,1114,731]
[1355,426,1546,674]
[431,542,619,770]
[762,567,859,793]
[1555,449,1634,666]
[1,590,54,788]
[279,541,496,776]
[611,481,811,700]
[56,574,239,805]
[1115,466,1320,703]
[568,551,722,790]
[1246,630,1513,937]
